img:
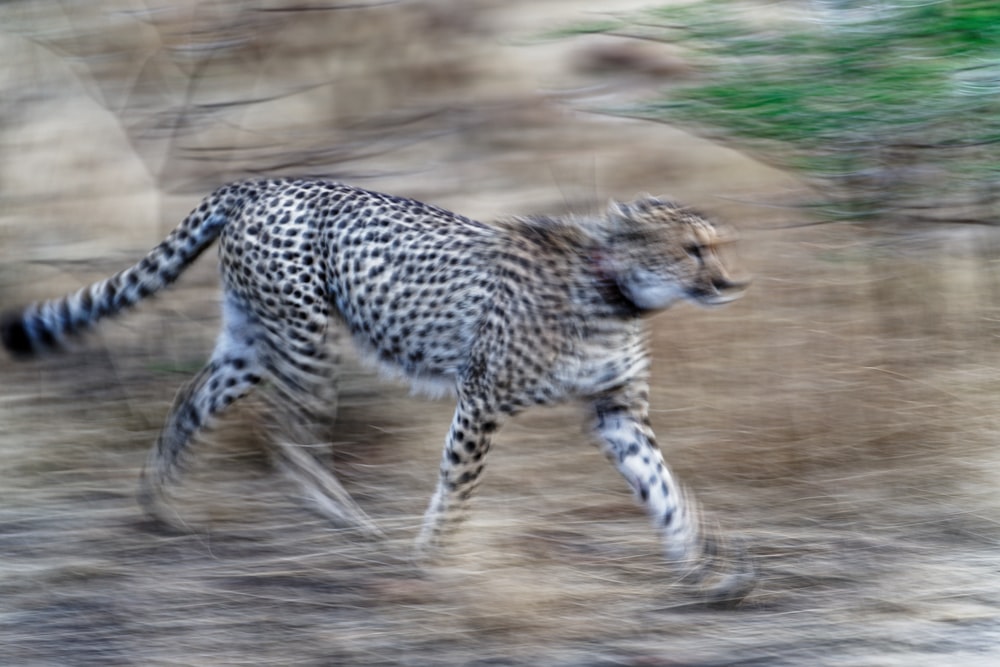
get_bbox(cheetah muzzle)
[1,178,754,603]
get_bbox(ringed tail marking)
[0,185,245,359]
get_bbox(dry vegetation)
[2,1,1000,665]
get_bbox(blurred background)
[2,1,1000,665]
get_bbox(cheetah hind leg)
[265,416,384,539]
[137,349,264,530]
[139,299,379,538]
[260,340,384,539]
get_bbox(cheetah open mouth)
[697,290,744,306]
[689,279,749,306]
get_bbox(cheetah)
[1,178,752,600]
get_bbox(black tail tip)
[1,310,37,359]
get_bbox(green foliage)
[603,1,1000,224]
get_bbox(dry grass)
[2,1,1000,665]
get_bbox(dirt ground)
[2,1,1000,665]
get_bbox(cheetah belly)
[331,255,491,395]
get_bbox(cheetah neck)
[587,246,642,318]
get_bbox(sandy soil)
[2,1,1000,665]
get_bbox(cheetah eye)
[684,244,703,260]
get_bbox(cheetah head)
[597,197,748,312]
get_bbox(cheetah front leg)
[415,396,502,557]
[591,382,755,602]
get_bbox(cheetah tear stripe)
[2,177,752,603]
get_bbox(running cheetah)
[2,178,752,600]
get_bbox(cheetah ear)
[608,194,677,221]
[606,199,638,230]
[607,198,632,220]
[638,194,683,210]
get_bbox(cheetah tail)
[1,185,245,359]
